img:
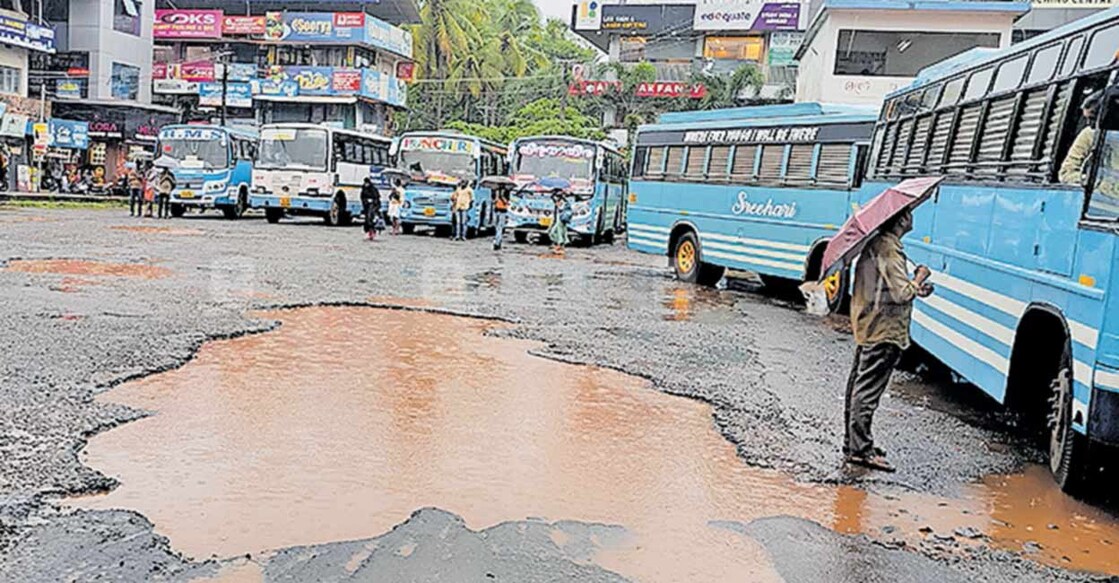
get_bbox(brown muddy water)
[73,307,1119,580]
[5,259,171,279]
[111,225,205,236]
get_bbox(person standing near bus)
[155,167,175,219]
[388,179,404,236]
[549,190,572,255]
[844,209,933,473]
[451,180,473,241]
[361,177,382,241]
[128,166,144,217]
[492,186,510,250]
[1060,90,1103,185]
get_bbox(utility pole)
[220,46,229,127]
[559,60,571,121]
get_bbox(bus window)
[963,67,993,102]
[646,147,666,177]
[1084,23,1119,71]
[921,85,941,111]
[817,144,853,185]
[939,76,966,108]
[708,146,731,179]
[1088,95,1119,219]
[632,147,648,178]
[992,54,1028,94]
[1059,36,1085,78]
[731,145,757,179]
[684,146,707,179]
[786,144,814,184]
[1026,43,1061,86]
[758,145,785,183]
[665,146,685,176]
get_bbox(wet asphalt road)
[0,206,1113,582]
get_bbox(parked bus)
[251,124,393,226]
[505,136,627,245]
[865,9,1119,492]
[627,103,877,313]
[396,131,507,236]
[157,125,257,219]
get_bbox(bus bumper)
[1090,367,1119,445]
[401,208,452,226]
[172,192,234,209]
[250,194,332,213]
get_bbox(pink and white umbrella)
[820,176,944,279]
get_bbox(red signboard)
[334,12,366,27]
[223,15,266,35]
[153,9,223,39]
[635,82,707,99]
[395,62,415,83]
[153,62,168,80]
[180,61,216,83]
[568,80,622,96]
[332,69,362,92]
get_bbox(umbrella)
[480,175,516,190]
[820,176,944,278]
[152,156,179,169]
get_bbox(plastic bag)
[800,281,829,317]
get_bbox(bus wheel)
[265,208,283,224]
[1048,342,1090,494]
[513,231,528,244]
[170,204,185,218]
[674,232,724,286]
[325,196,344,226]
[401,223,415,235]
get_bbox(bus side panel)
[232,159,253,193]
[626,179,672,254]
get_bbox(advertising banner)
[153,9,223,39]
[153,79,199,94]
[574,1,603,31]
[768,31,803,67]
[600,5,695,35]
[284,66,335,95]
[261,11,412,57]
[223,15,266,35]
[55,79,82,100]
[199,82,253,108]
[396,61,415,83]
[48,119,90,149]
[0,13,55,53]
[180,61,216,83]
[365,17,413,58]
[635,82,707,99]
[251,78,300,98]
[693,1,804,32]
[217,63,257,82]
[0,113,30,138]
[332,69,362,93]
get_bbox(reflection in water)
[6,259,171,279]
[111,225,204,236]
[661,285,738,322]
[74,308,1119,580]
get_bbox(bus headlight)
[572,202,592,219]
[204,181,227,193]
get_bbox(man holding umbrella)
[843,208,934,472]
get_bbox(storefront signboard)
[153,10,223,39]
[693,1,805,32]
[223,15,266,35]
[199,82,253,108]
[261,11,413,57]
[55,79,82,100]
[48,119,90,149]
[0,113,29,138]
[0,13,55,53]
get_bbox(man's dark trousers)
[844,343,903,457]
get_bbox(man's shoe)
[845,454,896,473]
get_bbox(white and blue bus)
[627,103,877,312]
[251,124,393,226]
[506,136,627,245]
[865,9,1119,492]
[158,125,257,219]
[397,132,507,236]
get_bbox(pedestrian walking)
[492,185,510,250]
[451,180,473,241]
[128,166,144,217]
[155,167,175,219]
[144,164,159,218]
[548,190,572,255]
[843,208,933,472]
[361,177,383,241]
[388,180,404,236]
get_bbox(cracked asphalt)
[0,205,1114,582]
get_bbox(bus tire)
[673,232,724,286]
[170,204,185,218]
[401,223,416,235]
[1048,341,1091,494]
[513,230,528,244]
[325,195,345,226]
[265,208,283,224]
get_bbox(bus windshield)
[400,150,476,183]
[258,128,328,171]
[514,141,596,181]
[158,129,229,170]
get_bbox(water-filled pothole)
[72,307,1119,579]
[6,259,171,279]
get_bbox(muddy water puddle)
[73,307,1119,580]
[111,225,205,236]
[5,258,171,279]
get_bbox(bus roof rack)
[656,102,878,125]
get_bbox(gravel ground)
[0,206,1109,581]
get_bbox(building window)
[111,63,140,100]
[620,37,647,63]
[834,30,1000,77]
[0,66,20,95]
[114,0,142,36]
[704,37,764,61]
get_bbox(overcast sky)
[533,0,572,23]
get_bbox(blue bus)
[157,125,257,219]
[627,103,877,313]
[505,136,628,245]
[865,9,1119,492]
[251,124,393,226]
[396,132,507,236]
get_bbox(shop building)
[571,0,810,110]
[795,0,1030,107]
[0,2,56,190]
[149,4,418,135]
[1015,1,1119,43]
